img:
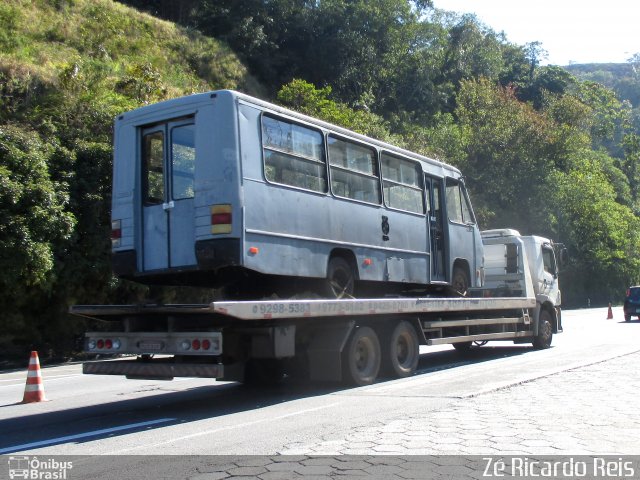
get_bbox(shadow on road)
[0,344,534,453]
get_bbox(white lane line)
[0,367,81,377]
[0,418,176,454]
[0,375,84,388]
[0,373,82,382]
[105,401,344,454]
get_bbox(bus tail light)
[211,205,232,234]
[111,220,122,247]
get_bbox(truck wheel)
[325,257,355,298]
[533,309,553,350]
[343,326,380,386]
[384,321,419,378]
[452,266,469,295]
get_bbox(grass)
[0,0,258,139]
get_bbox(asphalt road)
[1,306,638,461]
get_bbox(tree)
[276,79,396,142]
[551,158,640,302]
[0,125,75,353]
[0,126,74,291]
[454,79,556,231]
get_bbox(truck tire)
[343,326,380,386]
[324,256,355,299]
[452,266,470,295]
[533,309,553,350]
[383,321,419,378]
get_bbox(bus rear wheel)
[324,257,355,298]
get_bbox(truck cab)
[480,229,563,339]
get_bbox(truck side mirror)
[558,247,568,267]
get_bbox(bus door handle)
[162,201,175,211]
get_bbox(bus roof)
[116,89,462,176]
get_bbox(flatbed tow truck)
[72,230,563,386]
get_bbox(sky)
[432,0,640,65]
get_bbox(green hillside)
[565,63,640,128]
[0,0,258,136]
[0,0,258,360]
[2,0,640,361]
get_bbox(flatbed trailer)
[74,230,563,386]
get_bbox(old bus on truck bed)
[110,90,483,297]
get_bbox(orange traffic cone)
[607,303,614,320]
[21,351,47,403]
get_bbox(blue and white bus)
[110,90,484,297]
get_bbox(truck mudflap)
[555,306,563,333]
[83,358,223,380]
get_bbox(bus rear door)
[141,120,197,271]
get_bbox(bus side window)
[381,152,424,214]
[262,115,327,193]
[328,135,381,204]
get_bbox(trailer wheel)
[384,321,419,378]
[533,309,553,350]
[343,326,380,386]
[325,256,355,298]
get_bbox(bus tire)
[325,256,355,298]
[384,321,419,378]
[533,309,553,350]
[343,326,380,386]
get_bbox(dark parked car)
[623,286,640,321]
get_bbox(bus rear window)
[143,130,164,205]
[171,124,195,200]
[262,115,327,192]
